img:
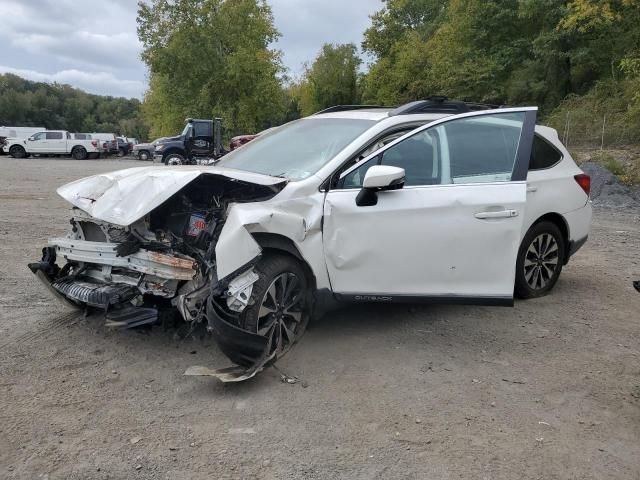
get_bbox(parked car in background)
[90,133,118,156]
[133,140,158,161]
[3,130,101,159]
[29,98,592,381]
[116,137,133,157]
[230,134,258,150]
[1,126,46,155]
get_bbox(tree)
[137,0,287,139]
[291,43,362,116]
[0,73,149,139]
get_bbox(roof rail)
[314,105,390,115]
[389,96,498,116]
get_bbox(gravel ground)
[0,158,639,480]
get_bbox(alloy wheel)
[524,233,559,290]
[256,272,304,355]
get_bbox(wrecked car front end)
[29,166,291,379]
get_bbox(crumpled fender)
[215,197,322,281]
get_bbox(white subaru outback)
[29,98,592,381]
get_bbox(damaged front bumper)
[50,237,196,280]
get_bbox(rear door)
[46,131,66,153]
[323,108,536,304]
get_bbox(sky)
[0,0,383,99]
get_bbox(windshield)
[217,118,375,180]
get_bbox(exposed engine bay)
[29,171,289,381]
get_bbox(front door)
[28,132,47,153]
[189,121,213,157]
[322,108,536,304]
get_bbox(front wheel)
[237,254,311,360]
[515,221,565,299]
[163,153,185,165]
[9,145,26,158]
[138,150,150,161]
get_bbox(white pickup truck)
[2,130,101,159]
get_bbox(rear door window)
[46,132,63,140]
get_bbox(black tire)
[515,221,565,299]
[138,150,150,161]
[72,146,87,160]
[163,152,185,165]
[9,145,26,158]
[237,253,311,359]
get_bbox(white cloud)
[0,0,384,97]
[11,31,142,71]
[0,65,145,99]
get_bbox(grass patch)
[589,151,640,186]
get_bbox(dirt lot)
[0,158,639,480]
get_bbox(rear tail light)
[574,173,591,196]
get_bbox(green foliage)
[0,73,148,139]
[137,0,287,139]
[362,0,640,115]
[292,43,362,116]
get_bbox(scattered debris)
[633,281,640,293]
[538,421,550,426]
[273,364,299,384]
[415,418,422,424]
[135,464,142,470]
[502,378,526,385]
[129,437,142,445]
[184,362,269,383]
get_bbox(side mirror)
[356,165,405,207]
[27,136,34,141]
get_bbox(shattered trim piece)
[226,269,260,312]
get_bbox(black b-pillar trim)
[511,109,537,182]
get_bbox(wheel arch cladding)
[532,212,570,263]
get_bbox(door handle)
[527,185,538,192]
[474,210,519,219]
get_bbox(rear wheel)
[138,150,150,161]
[237,254,311,360]
[9,145,26,158]
[515,221,565,299]
[72,146,87,160]
[163,153,185,165]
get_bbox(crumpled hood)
[57,166,287,226]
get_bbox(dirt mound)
[580,161,640,208]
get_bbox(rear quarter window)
[530,135,562,170]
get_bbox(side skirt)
[333,293,514,307]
